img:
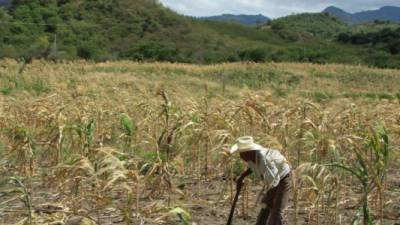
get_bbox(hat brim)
[229,143,262,154]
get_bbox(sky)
[158,0,400,18]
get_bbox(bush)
[271,21,285,30]
[227,54,241,62]
[337,32,351,43]
[123,42,180,62]
[238,48,267,62]
[388,41,400,55]
[367,51,392,68]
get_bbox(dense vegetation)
[267,13,347,39]
[1,0,200,61]
[0,0,400,68]
[337,24,400,68]
[338,27,400,52]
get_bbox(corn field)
[0,59,399,225]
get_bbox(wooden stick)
[226,183,243,225]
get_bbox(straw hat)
[229,136,262,154]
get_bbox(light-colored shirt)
[246,148,290,190]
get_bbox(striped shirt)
[246,148,291,190]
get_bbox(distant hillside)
[324,6,400,24]
[1,0,400,68]
[267,13,347,38]
[0,0,312,63]
[323,6,353,23]
[336,22,400,62]
[199,14,269,26]
[0,0,243,63]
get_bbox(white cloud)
[158,0,400,18]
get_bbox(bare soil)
[1,168,399,225]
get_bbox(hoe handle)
[226,182,243,225]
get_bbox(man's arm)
[262,154,280,189]
[236,168,252,189]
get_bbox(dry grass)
[0,59,399,225]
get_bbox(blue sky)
[158,0,400,18]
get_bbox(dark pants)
[255,173,291,225]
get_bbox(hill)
[0,0,344,64]
[324,6,400,24]
[199,14,269,26]
[323,6,353,23]
[337,24,400,63]
[262,13,400,68]
[0,0,245,63]
[267,13,347,38]
[352,21,400,33]
[0,0,400,68]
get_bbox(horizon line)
[163,4,400,20]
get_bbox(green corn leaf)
[168,207,191,225]
[120,114,135,137]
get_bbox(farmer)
[229,136,291,225]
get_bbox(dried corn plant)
[55,147,140,224]
[0,60,399,225]
[295,163,339,225]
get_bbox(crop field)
[0,60,399,225]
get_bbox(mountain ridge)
[323,6,400,24]
[199,14,269,26]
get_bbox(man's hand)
[236,168,252,190]
[226,169,252,225]
[236,177,245,190]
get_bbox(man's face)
[239,151,257,163]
